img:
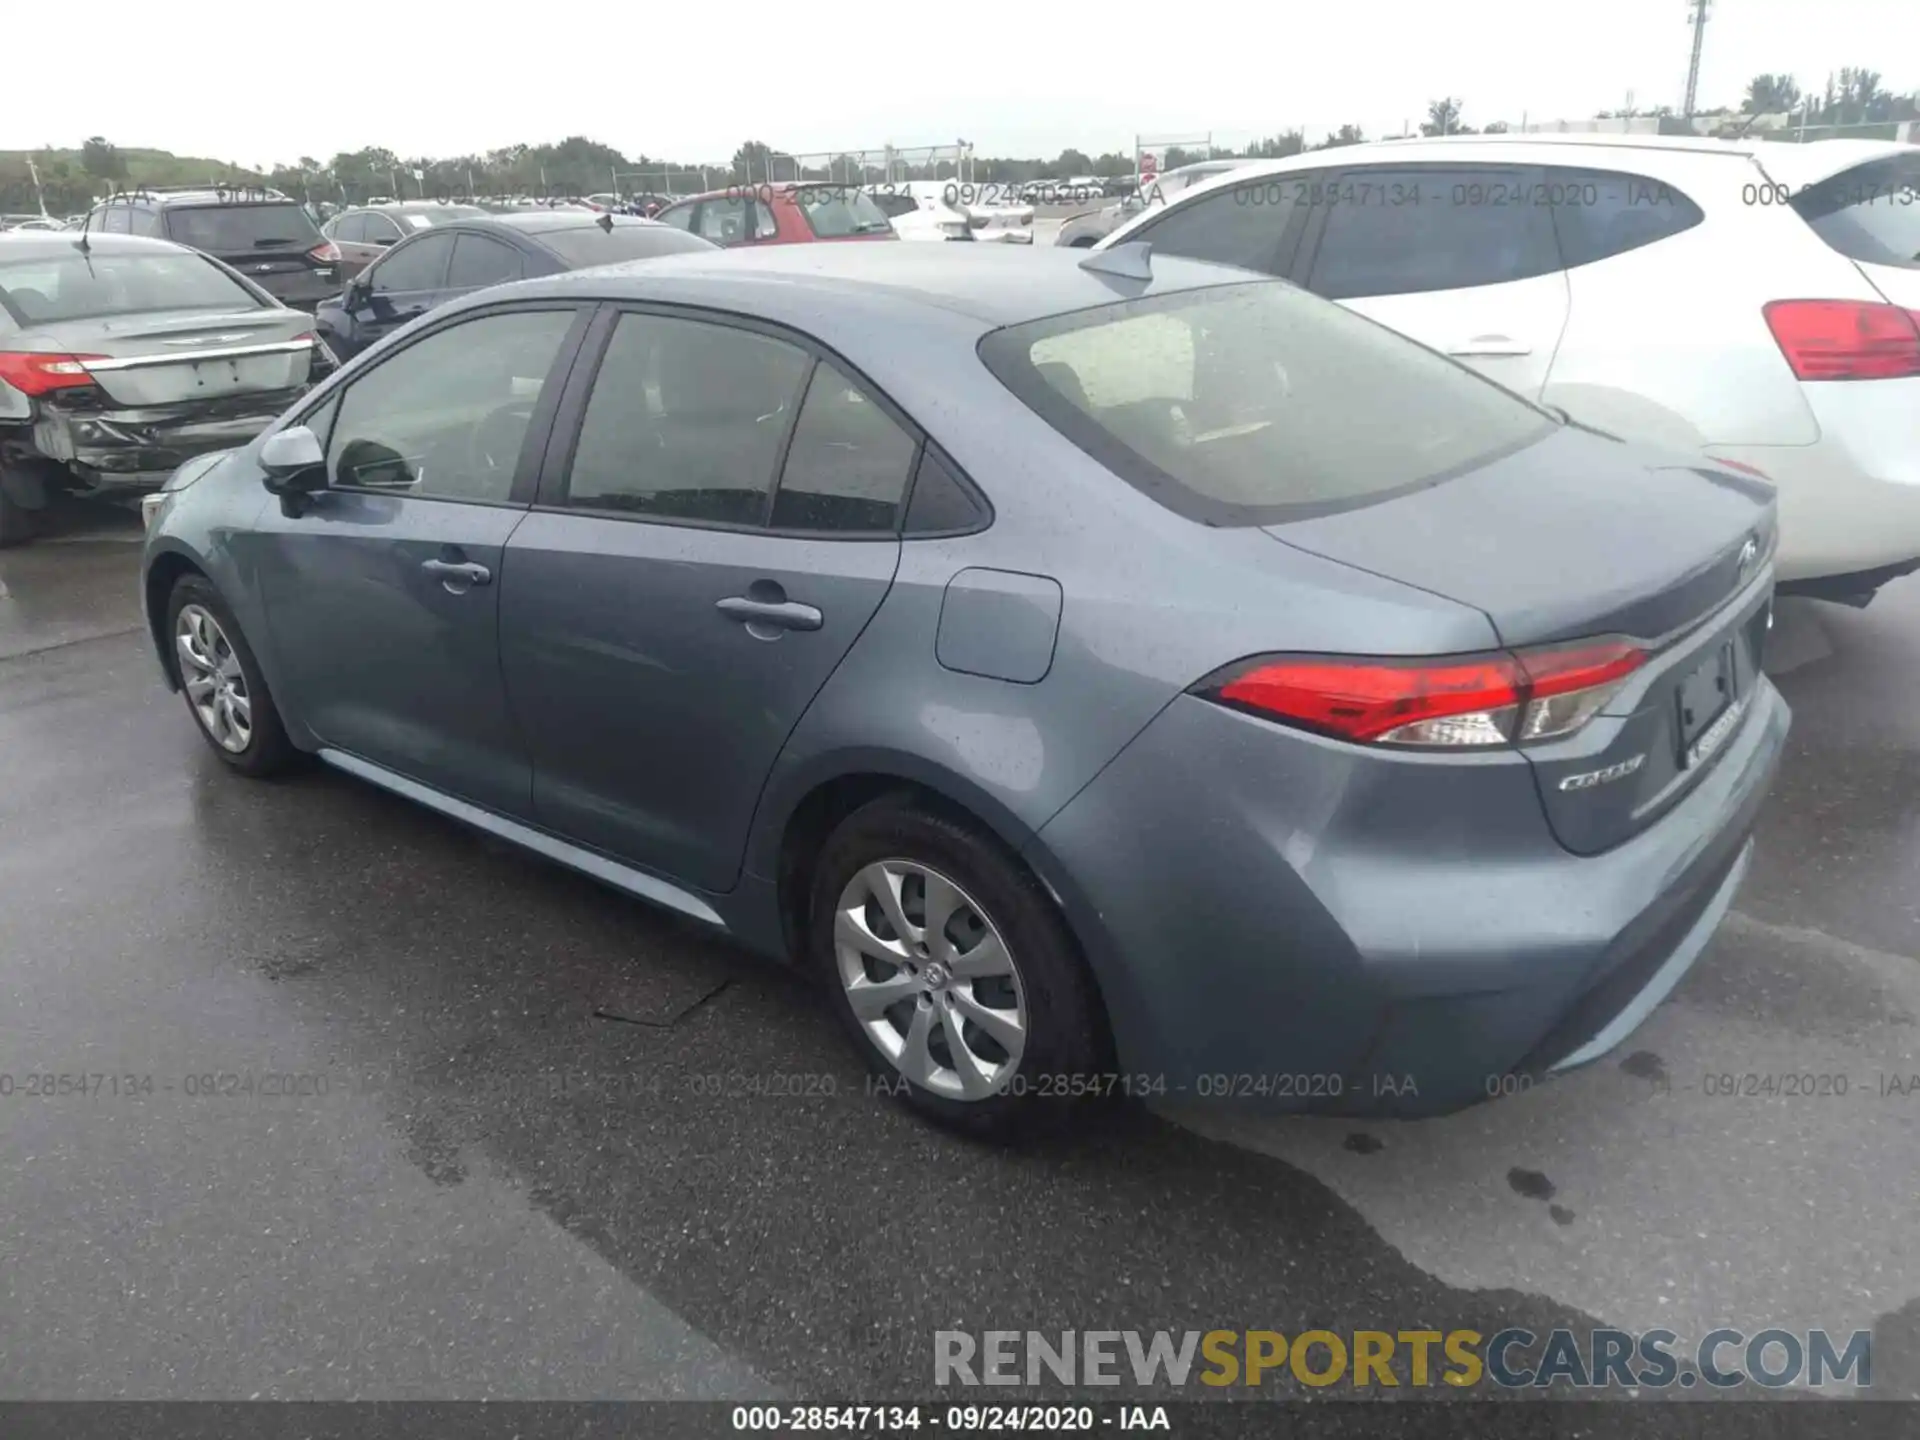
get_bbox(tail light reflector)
[307,240,341,265]
[0,351,107,397]
[1197,639,1646,749]
[1763,299,1920,380]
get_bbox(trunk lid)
[31,309,316,406]
[1266,425,1778,853]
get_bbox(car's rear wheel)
[166,576,298,777]
[810,797,1107,1140]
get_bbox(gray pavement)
[0,500,1915,1408]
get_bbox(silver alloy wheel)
[175,604,253,754]
[834,859,1027,1101]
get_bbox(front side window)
[325,308,576,504]
[770,362,919,532]
[0,250,265,324]
[369,232,454,293]
[980,281,1554,525]
[1304,166,1561,300]
[562,312,811,525]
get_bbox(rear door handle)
[1446,334,1532,357]
[421,558,491,589]
[715,596,823,632]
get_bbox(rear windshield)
[0,249,264,324]
[536,223,716,268]
[1790,155,1920,270]
[978,281,1556,525]
[164,203,322,253]
[794,188,893,238]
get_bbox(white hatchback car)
[1099,135,1920,601]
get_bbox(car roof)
[490,240,1271,330]
[484,211,676,235]
[0,231,188,259]
[357,201,489,214]
[1233,132,1916,180]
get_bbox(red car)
[654,183,898,247]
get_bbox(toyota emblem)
[1738,536,1759,575]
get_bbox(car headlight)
[163,449,232,493]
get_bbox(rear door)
[350,231,456,350]
[247,303,588,816]
[500,306,914,891]
[1292,162,1571,400]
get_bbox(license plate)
[1676,643,1737,767]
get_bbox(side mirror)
[260,425,327,496]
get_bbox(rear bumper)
[1028,679,1789,1116]
[30,392,294,492]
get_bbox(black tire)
[810,796,1108,1141]
[165,575,300,777]
[0,467,41,548]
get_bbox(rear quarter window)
[979,281,1555,525]
[1544,166,1705,268]
[1789,155,1920,270]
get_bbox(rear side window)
[1546,167,1704,268]
[770,362,919,533]
[1304,166,1561,299]
[562,313,811,526]
[164,204,321,253]
[1790,155,1920,270]
[447,234,523,289]
[979,281,1555,525]
[868,192,918,219]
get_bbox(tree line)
[1,67,1911,216]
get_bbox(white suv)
[1099,135,1920,602]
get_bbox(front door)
[501,308,919,891]
[249,304,585,817]
[349,230,456,353]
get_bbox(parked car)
[937,182,1036,244]
[1098,134,1920,602]
[866,183,974,242]
[141,243,1786,1138]
[322,203,492,281]
[1055,159,1251,247]
[312,212,714,361]
[85,188,341,312]
[0,231,329,545]
[655,184,897,247]
[1,215,61,233]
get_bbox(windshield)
[165,204,322,253]
[1791,155,1920,269]
[979,280,1556,525]
[0,249,266,324]
[537,223,717,268]
[795,187,893,237]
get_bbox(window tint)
[447,234,523,289]
[1791,155,1920,271]
[164,204,321,253]
[695,198,751,245]
[770,363,918,532]
[563,313,811,525]
[1305,167,1561,300]
[1547,167,1705,268]
[536,223,715,267]
[370,232,453,293]
[904,446,988,534]
[326,309,575,504]
[979,281,1554,525]
[1135,176,1299,274]
[0,250,263,323]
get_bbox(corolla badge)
[1559,755,1646,791]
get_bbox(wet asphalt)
[0,503,1915,1421]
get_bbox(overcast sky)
[7,0,1915,166]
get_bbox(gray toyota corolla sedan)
[139,242,1789,1138]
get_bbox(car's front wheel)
[166,576,299,777]
[811,797,1108,1140]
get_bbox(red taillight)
[1714,458,1772,481]
[1763,299,1920,381]
[307,240,341,265]
[1200,639,1646,749]
[0,351,106,397]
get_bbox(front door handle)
[421,558,492,590]
[1446,334,1532,358]
[715,596,823,632]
